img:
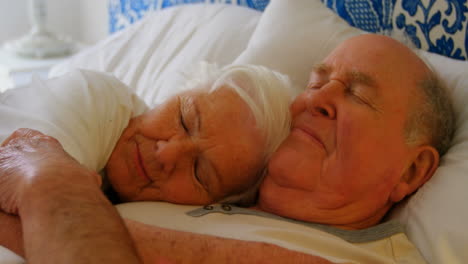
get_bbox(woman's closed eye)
[193,158,204,188]
[308,83,323,89]
[180,111,189,133]
[179,97,190,133]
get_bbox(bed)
[1,0,467,263]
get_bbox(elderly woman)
[0,62,294,210]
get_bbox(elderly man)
[0,34,454,263]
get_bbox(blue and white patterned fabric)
[394,0,468,60]
[322,0,468,60]
[322,0,396,33]
[109,0,468,60]
[108,0,270,33]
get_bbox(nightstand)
[0,48,71,92]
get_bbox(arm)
[1,213,335,264]
[0,214,335,264]
[0,129,141,264]
[125,219,335,264]
[0,129,334,264]
[20,173,141,264]
[0,212,23,256]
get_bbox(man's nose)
[155,140,196,174]
[305,82,345,119]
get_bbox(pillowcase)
[235,0,358,90]
[393,0,468,60]
[50,4,261,107]
[235,0,468,263]
[321,0,468,61]
[321,0,394,33]
[389,53,468,264]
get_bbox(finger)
[16,128,46,140]
[1,129,45,147]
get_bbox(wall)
[78,0,108,44]
[0,0,108,46]
[0,0,30,44]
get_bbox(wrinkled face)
[106,86,264,205]
[258,35,429,228]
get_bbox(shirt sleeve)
[0,69,148,171]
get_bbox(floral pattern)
[323,0,467,60]
[394,0,467,60]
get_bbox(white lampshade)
[4,0,74,58]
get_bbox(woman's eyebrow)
[311,63,331,74]
[186,96,201,132]
[194,99,201,132]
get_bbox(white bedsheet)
[0,247,22,264]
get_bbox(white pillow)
[234,0,358,89]
[390,54,468,264]
[50,4,261,107]
[235,0,468,263]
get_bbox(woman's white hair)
[182,62,297,205]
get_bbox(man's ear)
[390,145,440,203]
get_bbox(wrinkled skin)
[257,34,439,229]
[0,128,101,215]
[106,87,264,205]
[0,129,141,264]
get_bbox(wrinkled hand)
[0,128,101,215]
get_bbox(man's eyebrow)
[312,63,378,88]
[347,70,378,88]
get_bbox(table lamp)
[3,0,74,58]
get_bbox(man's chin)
[256,178,304,218]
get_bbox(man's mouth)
[291,127,326,151]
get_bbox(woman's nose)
[155,140,196,174]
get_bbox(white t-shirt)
[0,69,148,171]
[117,202,427,264]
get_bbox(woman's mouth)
[134,142,152,182]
